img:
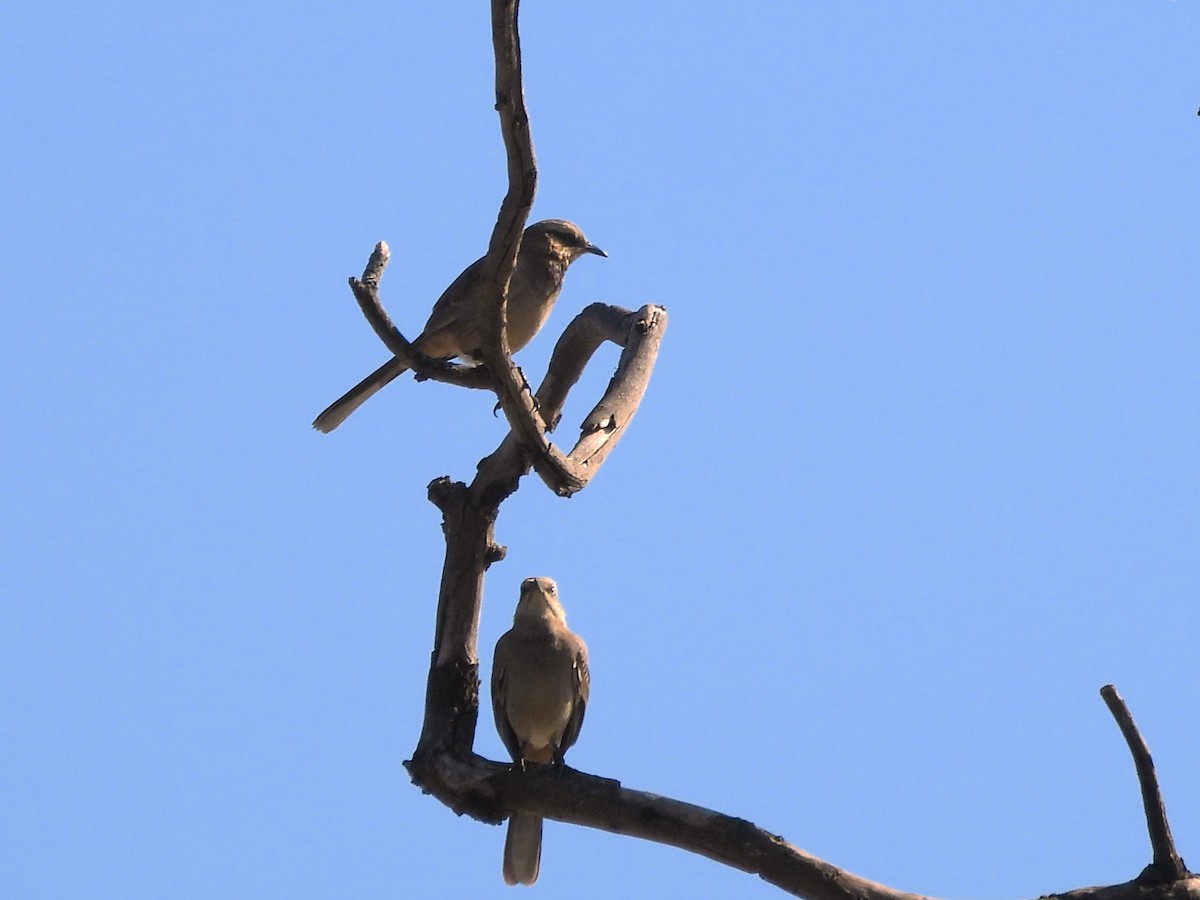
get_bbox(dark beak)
[583,242,607,258]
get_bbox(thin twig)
[1101,684,1190,882]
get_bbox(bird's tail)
[503,813,542,886]
[312,357,409,433]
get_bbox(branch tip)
[361,241,390,285]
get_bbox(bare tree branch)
[411,299,666,757]
[407,748,933,900]
[1045,879,1200,900]
[474,0,627,497]
[1101,685,1190,883]
[410,677,1200,900]
[484,0,537,276]
[411,477,494,761]
[564,303,667,475]
[478,0,548,463]
[470,303,669,503]
[409,1,667,766]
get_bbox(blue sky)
[3,3,1198,898]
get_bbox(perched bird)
[491,577,590,887]
[313,220,606,433]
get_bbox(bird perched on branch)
[491,577,590,886]
[313,219,606,433]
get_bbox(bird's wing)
[414,256,486,355]
[559,643,589,754]
[490,635,523,762]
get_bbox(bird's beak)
[583,243,607,258]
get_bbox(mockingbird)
[312,220,605,433]
[491,577,590,886]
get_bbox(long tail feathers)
[503,814,542,886]
[312,357,409,433]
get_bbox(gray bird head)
[515,576,567,624]
[525,219,607,261]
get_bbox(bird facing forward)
[491,577,590,886]
[313,220,605,433]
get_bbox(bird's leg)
[551,747,569,774]
[491,369,542,419]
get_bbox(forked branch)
[472,302,668,504]
[406,0,665,772]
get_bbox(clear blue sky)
[3,3,1198,898]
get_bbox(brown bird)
[491,577,590,887]
[313,220,606,433]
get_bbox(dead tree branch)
[1101,685,1190,883]
[477,0,553,481]
[408,298,666,759]
[471,302,668,504]
[404,0,666,771]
